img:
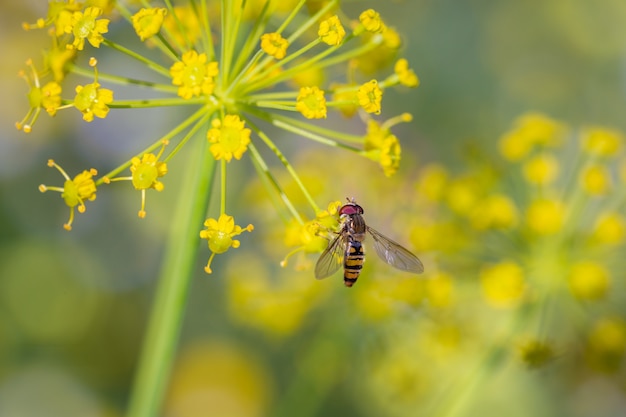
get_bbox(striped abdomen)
[344,240,365,287]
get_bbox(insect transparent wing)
[315,234,345,279]
[367,226,424,274]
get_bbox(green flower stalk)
[18,1,420,416]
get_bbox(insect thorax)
[342,213,366,241]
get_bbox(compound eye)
[339,203,364,215]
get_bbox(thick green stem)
[126,137,216,417]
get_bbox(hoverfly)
[315,198,424,287]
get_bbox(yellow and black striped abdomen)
[343,240,365,287]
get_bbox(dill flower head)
[20,0,420,274]
[408,112,626,373]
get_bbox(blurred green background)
[2,1,626,416]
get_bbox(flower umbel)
[23,2,420,272]
[200,214,254,274]
[406,113,626,388]
[20,5,422,417]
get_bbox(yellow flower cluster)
[21,1,420,253]
[399,112,626,376]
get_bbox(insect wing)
[367,226,424,274]
[315,234,345,279]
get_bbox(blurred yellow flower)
[480,261,526,308]
[522,153,559,185]
[471,194,518,230]
[580,164,611,195]
[424,272,455,308]
[227,254,327,336]
[415,164,448,202]
[568,261,610,301]
[498,112,566,161]
[525,197,565,235]
[591,211,625,246]
[581,127,623,157]
[587,317,626,372]
[166,340,272,417]
[445,177,481,214]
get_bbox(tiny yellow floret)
[582,127,623,157]
[471,194,518,230]
[580,164,611,195]
[169,50,219,99]
[129,141,168,218]
[587,317,626,371]
[331,84,358,118]
[522,153,559,185]
[568,261,610,301]
[591,212,625,246]
[416,164,449,202]
[526,198,565,235]
[394,59,419,88]
[131,8,167,41]
[318,15,345,46]
[65,7,110,50]
[200,214,254,274]
[480,260,526,308]
[74,81,114,122]
[357,80,383,114]
[296,86,327,119]
[16,59,64,132]
[364,119,402,177]
[359,9,385,33]
[207,115,252,162]
[40,160,98,231]
[260,32,288,59]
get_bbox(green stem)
[126,136,216,417]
